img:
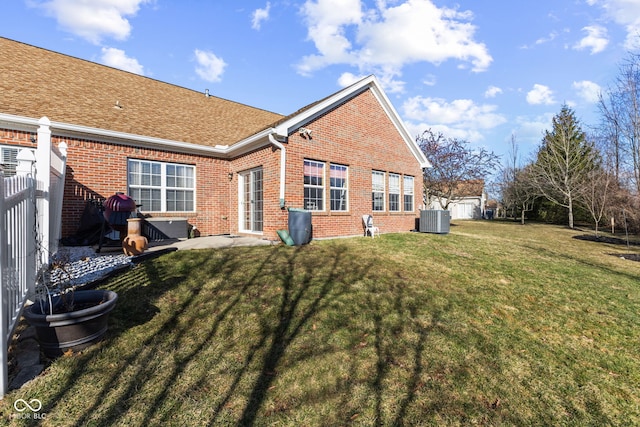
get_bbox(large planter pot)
[23,290,118,358]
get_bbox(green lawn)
[2,221,640,426]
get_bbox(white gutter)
[268,133,287,208]
[0,113,230,157]
[0,115,287,194]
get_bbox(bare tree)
[417,129,499,210]
[513,166,538,225]
[530,105,598,229]
[598,52,640,193]
[497,134,538,224]
[580,167,613,236]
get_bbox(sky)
[3,0,640,165]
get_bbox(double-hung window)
[389,173,400,211]
[330,164,348,211]
[372,170,385,211]
[128,159,195,212]
[304,160,325,211]
[403,175,414,211]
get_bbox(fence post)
[49,141,67,258]
[16,149,37,297]
[0,168,6,398]
[35,117,52,267]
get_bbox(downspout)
[268,133,287,209]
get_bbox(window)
[304,160,325,211]
[0,146,19,176]
[404,175,414,212]
[330,164,348,211]
[389,173,400,211]
[372,170,385,211]
[128,159,195,212]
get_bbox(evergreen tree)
[530,105,598,229]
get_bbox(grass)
[2,220,640,426]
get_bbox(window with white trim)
[403,175,414,212]
[128,159,195,212]
[304,159,325,211]
[372,170,385,211]
[0,146,19,176]
[330,164,348,211]
[389,173,400,211]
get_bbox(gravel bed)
[45,246,134,289]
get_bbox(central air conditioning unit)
[419,210,450,234]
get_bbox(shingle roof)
[452,179,485,197]
[0,38,284,147]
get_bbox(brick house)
[0,38,430,241]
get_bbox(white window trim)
[389,173,401,212]
[304,159,326,211]
[128,159,196,213]
[329,163,349,212]
[372,170,386,212]
[404,175,414,212]
[238,167,264,234]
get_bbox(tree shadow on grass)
[32,242,375,426]
[24,235,614,426]
[31,248,237,425]
[232,244,371,426]
[71,247,279,426]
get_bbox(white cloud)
[297,0,492,91]
[29,0,151,44]
[297,0,362,75]
[484,85,503,98]
[337,72,366,87]
[573,80,601,103]
[526,84,555,105]
[573,25,609,54]
[251,2,271,30]
[589,0,640,49]
[422,74,437,86]
[520,28,570,50]
[402,96,506,142]
[535,31,559,46]
[194,49,227,83]
[513,113,556,146]
[100,47,144,74]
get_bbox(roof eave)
[0,113,241,157]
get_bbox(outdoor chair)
[362,214,380,238]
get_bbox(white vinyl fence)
[0,117,67,398]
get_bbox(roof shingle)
[0,38,284,147]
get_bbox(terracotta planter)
[122,217,148,256]
[23,290,118,358]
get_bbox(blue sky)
[3,0,640,163]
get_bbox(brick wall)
[229,146,285,239]
[60,137,236,238]
[280,89,424,239]
[0,132,233,239]
[0,128,38,150]
[1,86,424,242]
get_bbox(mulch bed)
[573,234,640,262]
